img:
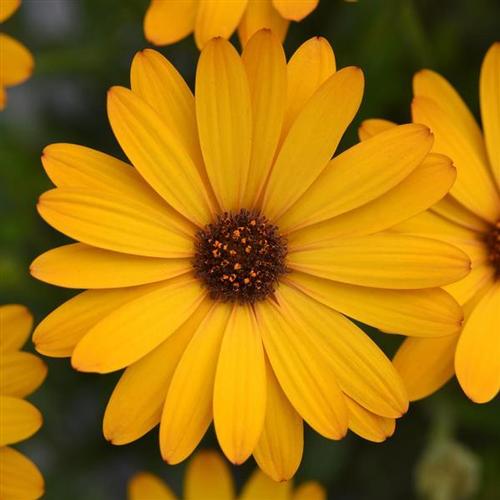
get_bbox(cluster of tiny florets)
[193,209,288,303]
[487,219,500,275]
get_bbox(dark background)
[1,0,499,498]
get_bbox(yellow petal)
[279,123,434,232]
[455,282,500,403]
[0,446,44,500]
[393,334,458,401]
[31,243,190,289]
[346,397,395,443]
[480,42,500,189]
[71,277,205,373]
[283,36,336,138]
[41,143,193,228]
[390,211,490,274]
[289,233,470,289]
[0,396,42,446]
[0,352,47,398]
[0,0,20,22]
[272,0,318,21]
[241,29,287,208]
[432,194,489,233]
[143,0,196,46]
[413,69,489,166]
[194,0,248,48]
[103,300,211,445]
[253,360,303,481]
[196,38,252,212]
[392,210,482,245]
[214,305,266,464]
[0,33,33,87]
[160,303,232,464]
[0,304,32,353]
[262,66,364,221]
[37,188,193,258]
[412,96,500,222]
[128,472,176,500]
[288,153,456,245]
[107,86,213,226]
[41,142,195,244]
[239,470,291,500]
[256,294,348,439]
[33,282,164,358]
[358,118,397,141]
[292,482,326,500]
[288,271,463,337]
[277,284,408,417]
[444,263,496,305]
[130,49,206,180]
[184,451,235,500]
[238,1,289,46]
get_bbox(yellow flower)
[128,450,325,500]
[144,0,319,48]
[32,32,469,479]
[0,0,34,110]
[360,42,500,404]
[0,304,46,500]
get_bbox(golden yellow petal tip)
[161,455,176,466]
[104,434,115,444]
[28,262,37,277]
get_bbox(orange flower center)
[487,220,500,274]
[193,210,288,303]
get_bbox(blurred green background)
[1,0,499,498]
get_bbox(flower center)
[193,209,288,303]
[487,219,500,275]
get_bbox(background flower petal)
[0,305,33,353]
[144,0,196,46]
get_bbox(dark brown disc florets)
[193,209,288,303]
[487,219,500,275]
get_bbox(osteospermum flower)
[32,32,469,479]
[0,0,34,110]
[128,450,325,500]
[360,42,500,404]
[0,305,46,500]
[144,0,319,48]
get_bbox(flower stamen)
[487,220,500,274]
[193,209,288,303]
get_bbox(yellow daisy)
[144,0,319,48]
[359,42,500,404]
[128,450,325,500]
[0,0,34,110]
[0,304,46,500]
[32,32,469,479]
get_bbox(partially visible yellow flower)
[0,0,34,110]
[128,450,326,500]
[360,42,500,404]
[31,32,469,480]
[144,0,319,48]
[0,304,46,500]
